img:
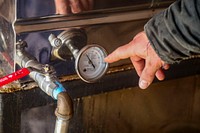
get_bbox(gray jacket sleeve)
[144,0,200,64]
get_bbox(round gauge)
[75,44,108,83]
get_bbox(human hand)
[104,31,170,89]
[54,0,93,15]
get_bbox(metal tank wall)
[0,0,200,133]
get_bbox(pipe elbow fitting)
[55,92,73,120]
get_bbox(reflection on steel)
[0,0,15,22]
[0,0,16,90]
[15,7,165,34]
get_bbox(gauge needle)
[86,54,95,69]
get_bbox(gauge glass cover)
[75,45,108,83]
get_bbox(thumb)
[138,60,160,89]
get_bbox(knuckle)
[144,70,155,79]
[146,58,162,68]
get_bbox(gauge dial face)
[75,45,108,83]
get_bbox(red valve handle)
[0,68,30,87]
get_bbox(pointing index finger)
[104,43,135,63]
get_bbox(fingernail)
[139,79,149,89]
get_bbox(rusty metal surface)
[0,59,199,133]
[0,64,134,93]
[79,75,200,133]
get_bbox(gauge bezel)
[75,44,108,83]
